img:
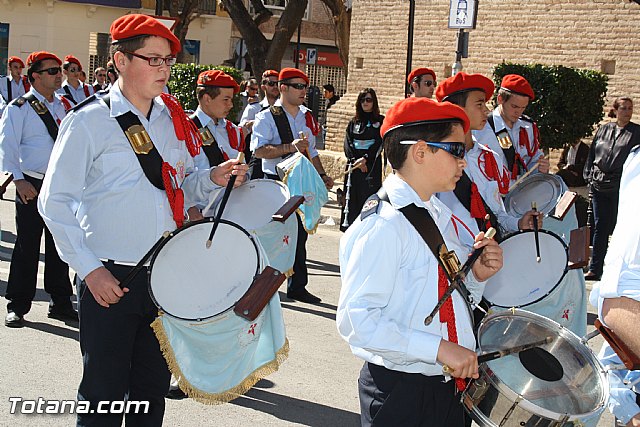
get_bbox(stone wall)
[325,0,640,157]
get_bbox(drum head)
[505,174,564,216]
[478,310,608,418]
[207,179,290,231]
[483,230,568,307]
[149,220,259,320]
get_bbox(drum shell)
[463,310,608,427]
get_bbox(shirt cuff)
[74,253,104,281]
[406,330,442,365]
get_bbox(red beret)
[380,97,470,138]
[110,14,181,56]
[8,56,24,67]
[262,69,279,79]
[500,74,535,100]
[407,67,436,84]
[64,55,82,70]
[278,68,309,84]
[26,51,62,68]
[435,72,494,103]
[197,70,240,94]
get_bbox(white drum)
[505,173,565,216]
[205,179,290,231]
[483,229,568,308]
[148,219,260,321]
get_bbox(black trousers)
[358,362,467,427]
[5,175,73,315]
[589,189,619,276]
[76,263,170,427]
[264,173,309,293]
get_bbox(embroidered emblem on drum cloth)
[303,191,315,205]
[175,160,185,182]
[560,300,575,324]
[238,320,262,347]
[282,235,290,245]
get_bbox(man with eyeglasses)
[56,55,94,107]
[408,67,437,99]
[252,67,334,304]
[38,14,246,425]
[0,51,75,329]
[0,56,30,116]
[92,67,108,92]
[337,97,503,426]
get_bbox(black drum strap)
[6,76,11,102]
[270,105,295,145]
[20,93,59,141]
[63,85,77,105]
[189,114,225,167]
[488,115,517,173]
[102,94,165,190]
[453,172,502,242]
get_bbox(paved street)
[0,184,615,426]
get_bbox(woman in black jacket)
[339,88,384,231]
[583,97,640,280]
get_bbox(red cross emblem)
[248,323,257,335]
[283,235,289,245]
[562,309,570,320]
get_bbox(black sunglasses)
[399,140,466,159]
[422,80,436,87]
[263,80,278,87]
[35,67,62,75]
[361,97,374,103]
[282,82,308,90]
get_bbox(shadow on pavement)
[24,320,79,341]
[307,259,340,274]
[280,302,336,321]
[232,387,360,427]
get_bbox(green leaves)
[493,63,608,150]
[168,63,244,122]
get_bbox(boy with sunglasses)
[0,51,75,328]
[56,55,94,107]
[337,97,503,426]
[252,67,333,304]
[408,67,437,98]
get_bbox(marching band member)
[337,97,503,426]
[38,14,247,425]
[56,55,95,107]
[0,51,75,328]
[407,67,437,99]
[251,67,333,304]
[0,56,29,115]
[474,74,550,189]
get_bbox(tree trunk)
[221,0,269,77]
[320,0,351,76]
[168,0,200,63]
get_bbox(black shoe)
[287,289,321,304]
[48,305,79,322]
[584,272,601,281]
[166,387,187,400]
[5,312,24,328]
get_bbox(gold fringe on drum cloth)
[151,317,290,405]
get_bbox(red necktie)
[438,266,467,392]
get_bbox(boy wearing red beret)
[56,55,95,107]
[38,14,248,426]
[0,56,29,114]
[337,97,503,426]
[407,67,437,98]
[474,74,550,182]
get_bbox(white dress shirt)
[192,106,242,171]
[465,140,520,233]
[337,173,485,377]
[0,75,27,105]
[56,80,94,104]
[38,83,220,279]
[250,99,319,175]
[0,88,66,180]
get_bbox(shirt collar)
[108,82,167,121]
[383,173,452,230]
[274,98,308,117]
[260,98,270,108]
[194,106,212,127]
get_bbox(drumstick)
[297,131,311,160]
[441,336,553,374]
[532,201,541,263]
[118,231,170,289]
[508,162,539,193]
[344,158,367,175]
[206,152,245,249]
[424,228,496,326]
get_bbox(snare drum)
[463,309,608,427]
[505,173,565,217]
[148,218,260,321]
[483,229,568,308]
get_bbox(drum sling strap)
[14,93,59,141]
[271,105,295,146]
[488,115,525,178]
[62,85,77,105]
[453,172,502,242]
[190,114,225,167]
[5,76,11,103]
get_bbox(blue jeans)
[588,189,619,276]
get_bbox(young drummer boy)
[337,97,503,426]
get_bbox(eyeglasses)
[422,80,436,87]
[263,80,278,87]
[282,82,308,90]
[122,50,177,67]
[248,87,259,92]
[68,67,80,73]
[35,67,62,75]
[398,140,466,159]
[361,97,373,103]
